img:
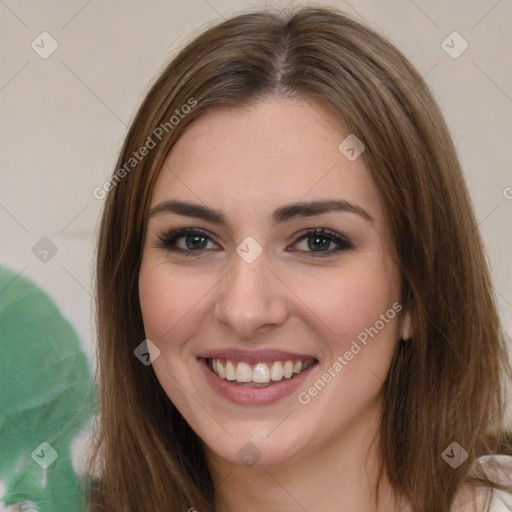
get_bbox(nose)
[213,251,289,339]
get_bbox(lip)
[198,348,317,364]
[198,354,318,405]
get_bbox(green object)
[0,265,97,511]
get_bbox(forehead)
[151,97,384,225]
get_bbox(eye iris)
[308,236,330,251]
[186,235,207,250]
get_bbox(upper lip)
[198,348,317,364]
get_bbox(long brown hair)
[89,6,512,511]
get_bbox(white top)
[453,455,512,511]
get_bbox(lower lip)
[198,358,317,405]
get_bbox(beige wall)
[1,0,511,368]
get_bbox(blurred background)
[0,0,511,402]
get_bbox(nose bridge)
[214,248,288,337]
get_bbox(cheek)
[138,260,212,351]
[290,266,401,422]
[288,258,401,355]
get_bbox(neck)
[205,401,410,512]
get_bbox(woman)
[89,6,512,511]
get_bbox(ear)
[401,309,413,340]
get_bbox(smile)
[207,358,316,387]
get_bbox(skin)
[138,96,413,512]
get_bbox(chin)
[202,430,308,468]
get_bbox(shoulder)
[452,455,512,512]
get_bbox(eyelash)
[156,227,353,258]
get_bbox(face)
[138,96,408,468]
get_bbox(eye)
[156,228,220,256]
[156,227,352,257]
[290,228,353,257]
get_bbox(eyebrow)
[149,199,374,226]
[149,199,373,225]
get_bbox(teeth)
[225,360,236,381]
[217,361,226,379]
[236,362,252,382]
[270,361,283,381]
[253,363,270,383]
[209,357,314,385]
[283,361,294,378]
